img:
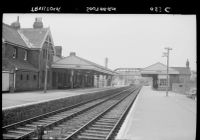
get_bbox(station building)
[2,17,116,92]
[51,51,115,89]
[113,61,191,92]
[141,61,191,91]
[2,17,55,92]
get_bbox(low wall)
[2,87,128,127]
[172,83,190,94]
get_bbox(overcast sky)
[3,14,196,71]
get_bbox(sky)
[3,14,196,71]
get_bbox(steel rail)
[3,87,132,139]
[63,86,141,140]
[106,87,142,139]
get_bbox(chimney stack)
[11,16,20,29]
[105,57,108,68]
[54,46,62,58]
[186,59,189,68]
[33,17,43,29]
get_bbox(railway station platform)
[2,87,117,109]
[116,86,196,140]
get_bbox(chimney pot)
[33,17,43,29]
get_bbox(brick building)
[2,17,116,92]
[2,17,55,92]
[51,52,115,89]
[141,61,191,91]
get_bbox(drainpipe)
[13,68,17,92]
[38,49,42,89]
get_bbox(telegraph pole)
[163,47,172,96]
[44,40,50,93]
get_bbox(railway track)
[64,86,141,140]
[3,86,138,139]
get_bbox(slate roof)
[141,62,179,74]
[171,67,191,75]
[18,28,49,48]
[53,55,63,62]
[3,23,50,49]
[2,23,27,48]
[2,58,39,72]
[52,54,117,75]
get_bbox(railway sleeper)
[3,133,22,139]
[97,120,117,124]
[79,132,107,139]
[84,129,109,135]
[89,127,112,131]
[32,122,48,125]
[77,135,105,140]
[25,124,38,128]
[17,127,35,131]
[95,122,115,126]
[92,124,113,128]
[7,130,28,135]
[38,120,56,123]
[102,117,119,120]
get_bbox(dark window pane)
[20,74,23,80]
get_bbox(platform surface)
[2,87,117,109]
[116,86,196,140]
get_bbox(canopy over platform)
[52,52,117,76]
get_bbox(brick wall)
[2,87,128,126]
[15,70,39,91]
[4,43,16,59]
[28,50,40,68]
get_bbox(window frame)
[13,47,17,58]
[20,74,23,80]
[26,74,29,80]
[33,75,37,80]
[24,50,28,61]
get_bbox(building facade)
[2,17,116,92]
[141,61,191,91]
[51,52,115,89]
[2,17,55,92]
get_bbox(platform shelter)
[51,52,117,89]
[141,62,179,90]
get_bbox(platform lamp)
[162,47,172,96]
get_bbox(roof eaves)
[17,30,33,48]
[75,56,115,74]
[4,41,29,50]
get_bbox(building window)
[159,79,167,86]
[20,74,23,80]
[13,48,17,58]
[24,50,28,60]
[179,77,185,83]
[43,48,49,59]
[27,75,29,80]
[33,75,37,80]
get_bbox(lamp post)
[163,47,172,96]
